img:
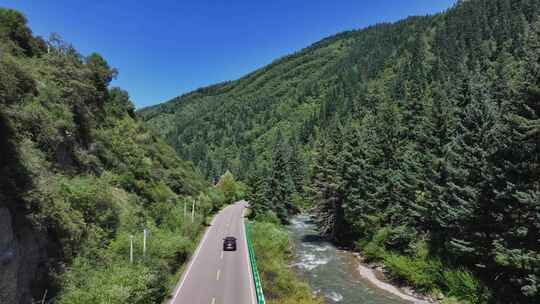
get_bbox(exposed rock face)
[0,206,51,304]
[0,207,17,303]
[0,114,53,304]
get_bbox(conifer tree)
[339,124,378,240]
[491,18,540,299]
[288,138,306,196]
[311,126,345,241]
[443,89,502,263]
[266,131,295,222]
[422,80,458,245]
[247,169,271,218]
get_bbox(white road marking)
[169,202,254,304]
[216,269,221,281]
[221,251,224,259]
[170,213,219,303]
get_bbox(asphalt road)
[168,200,256,304]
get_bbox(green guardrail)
[245,222,266,304]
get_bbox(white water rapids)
[287,215,411,304]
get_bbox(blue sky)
[1,1,456,108]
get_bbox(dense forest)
[0,8,246,303]
[141,0,540,303]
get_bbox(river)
[287,214,410,304]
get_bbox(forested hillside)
[141,0,540,303]
[0,8,240,304]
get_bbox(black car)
[223,236,237,251]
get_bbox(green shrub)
[362,240,387,261]
[58,176,119,236]
[58,258,162,304]
[235,181,249,199]
[383,252,443,291]
[380,239,443,291]
[254,211,281,225]
[147,200,176,229]
[441,297,466,304]
[216,170,238,204]
[196,192,211,217]
[358,227,390,261]
[207,187,226,211]
[59,202,204,304]
[443,269,487,304]
[145,182,175,204]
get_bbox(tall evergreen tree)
[443,91,502,264]
[288,138,306,196]
[311,126,346,241]
[340,124,378,241]
[265,131,295,222]
[247,168,271,218]
[490,18,540,300]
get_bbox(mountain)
[0,8,227,304]
[140,0,540,303]
[137,23,389,180]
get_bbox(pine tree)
[422,80,458,231]
[311,126,345,241]
[288,138,306,196]
[490,18,540,300]
[247,169,271,218]
[385,147,425,251]
[443,82,502,264]
[266,131,295,222]
[340,124,378,240]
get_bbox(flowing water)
[287,214,409,304]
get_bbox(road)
[168,200,256,304]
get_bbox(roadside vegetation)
[57,170,246,304]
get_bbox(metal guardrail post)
[245,222,266,304]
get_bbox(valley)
[1,0,539,303]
